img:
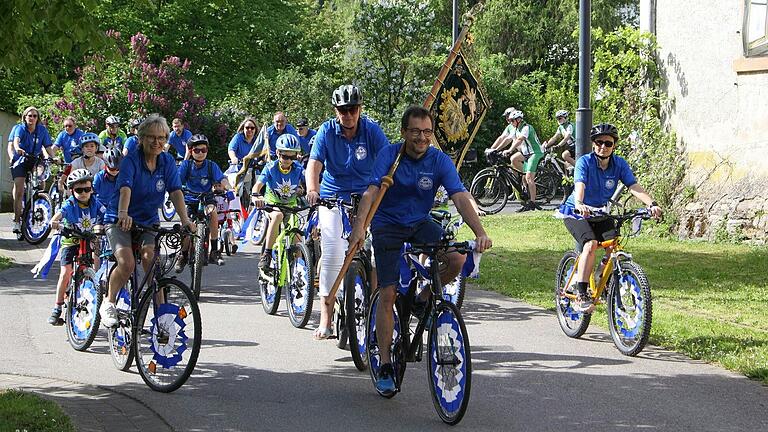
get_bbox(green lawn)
[468,212,768,382]
[0,389,75,432]
[0,256,12,271]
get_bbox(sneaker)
[375,363,397,396]
[231,244,238,254]
[258,252,272,274]
[516,202,533,213]
[175,253,188,273]
[100,301,119,328]
[12,222,21,233]
[531,201,543,210]
[47,306,64,326]
[574,293,595,313]
[209,250,224,266]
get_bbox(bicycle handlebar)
[393,241,473,256]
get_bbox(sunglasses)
[336,106,359,115]
[73,187,93,194]
[279,153,298,160]
[27,114,38,118]
[244,126,256,130]
[64,124,74,128]
[192,147,208,154]
[594,139,615,148]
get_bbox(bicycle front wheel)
[286,243,314,328]
[345,259,370,371]
[555,251,591,338]
[108,285,134,371]
[22,192,53,244]
[161,193,176,221]
[66,268,102,351]
[608,261,652,356]
[469,170,508,215]
[135,278,201,393]
[259,249,281,315]
[190,223,206,300]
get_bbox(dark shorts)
[563,217,618,250]
[106,224,156,252]
[371,219,443,288]
[59,245,79,267]
[566,144,576,156]
[10,157,34,179]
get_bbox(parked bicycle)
[19,154,54,244]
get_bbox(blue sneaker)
[375,363,397,396]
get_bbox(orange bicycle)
[555,208,653,356]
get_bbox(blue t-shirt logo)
[355,145,367,160]
[605,179,616,190]
[156,178,166,193]
[418,176,433,190]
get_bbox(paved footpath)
[0,213,766,431]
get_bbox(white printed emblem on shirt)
[355,145,367,160]
[605,179,616,190]
[156,179,166,193]
[201,178,209,186]
[418,176,433,191]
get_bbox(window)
[745,0,768,56]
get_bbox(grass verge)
[0,256,12,271]
[468,212,768,383]
[0,389,75,432]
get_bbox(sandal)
[313,327,333,340]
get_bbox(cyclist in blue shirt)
[100,114,194,328]
[93,148,123,208]
[252,134,305,273]
[175,134,233,269]
[122,118,142,156]
[167,117,192,159]
[306,84,390,340]
[295,117,316,156]
[228,117,261,200]
[557,123,662,312]
[254,111,299,160]
[52,116,84,163]
[47,169,105,325]
[9,106,55,234]
[348,105,492,395]
[98,115,127,151]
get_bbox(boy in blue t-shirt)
[93,148,123,208]
[47,169,106,325]
[252,134,305,272]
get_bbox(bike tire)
[366,290,406,398]
[335,295,348,349]
[535,170,561,204]
[135,278,201,393]
[22,192,53,245]
[259,249,281,315]
[65,268,102,351]
[344,259,370,371]
[108,284,134,372]
[286,243,315,328]
[428,300,472,425]
[49,183,62,215]
[223,229,233,256]
[555,251,592,338]
[442,273,467,309]
[469,170,508,215]
[607,261,652,356]
[190,223,206,300]
[250,210,268,246]
[161,194,176,222]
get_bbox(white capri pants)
[318,206,347,297]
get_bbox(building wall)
[0,111,20,212]
[644,0,768,241]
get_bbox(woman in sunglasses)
[228,117,261,204]
[557,123,663,312]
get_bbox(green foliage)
[0,389,75,432]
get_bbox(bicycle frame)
[262,208,305,286]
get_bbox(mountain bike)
[256,202,315,329]
[185,189,228,300]
[555,208,654,356]
[48,162,70,216]
[59,225,103,351]
[18,154,54,244]
[106,224,201,392]
[367,241,474,425]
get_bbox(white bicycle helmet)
[508,110,524,121]
[106,115,120,125]
[555,110,569,119]
[67,168,93,189]
[502,107,516,118]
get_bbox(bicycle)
[17,154,54,244]
[48,162,70,216]
[218,207,242,256]
[59,225,103,351]
[429,209,468,309]
[366,241,474,425]
[255,201,315,329]
[106,224,201,392]
[555,207,654,356]
[185,189,228,300]
[161,157,184,222]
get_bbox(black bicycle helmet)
[187,133,209,148]
[331,84,362,107]
[590,123,619,141]
[104,147,123,170]
[296,117,309,127]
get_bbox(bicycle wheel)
[442,274,467,309]
[555,251,591,338]
[135,278,201,392]
[22,192,53,245]
[190,223,206,300]
[469,170,508,215]
[607,261,652,356]
[344,259,370,371]
[286,243,314,328]
[65,268,102,351]
[108,285,134,371]
[223,229,233,256]
[335,293,348,349]
[428,300,472,425]
[367,290,406,398]
[259,249,281,314]
[161,193,176,221]
[48,183,62,215]
[535,170,561,203]
[250,210,268,245]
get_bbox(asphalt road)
[0,213,766,431]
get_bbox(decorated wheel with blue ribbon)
[135,279,201,393]
[161,192,176,221]
[345,258,370,371]
[249,210,268,245]
[259,249,281,315]
[427,300,472,425]
[22,192,53,245]
[108,285,134,371]
[555,251,591,338]
[442,274,466,309]
[366,290,406,398]
[286,243,314,328]
[66,268,102,351]
[607,261,652,356]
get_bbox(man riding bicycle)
[348,105,492,396]
[542,110,576,170]
[556,123,662,312]
[99,115,127,152]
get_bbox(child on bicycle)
[93,148,122,208]
[252,134,305,273]
[213,181,238,254]
[47,169,105,325]
[59,133,106,193]
[175,134,233,270]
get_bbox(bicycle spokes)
[147,303,189,369]
[429,302,471,425]
[613,274,644,337]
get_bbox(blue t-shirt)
[53,128,84,163]
[297,129,317,155]
[105,150,181,226]
[258,160,305,204]
[564,152,637,208]
[168,129,192,157]
[255,124,299,158]
[309,116,390,201]
[60,196,106,247]
[124,135,139,154]
[178,159,226,202]
[228,132,257,161]
[369,144,465,228]
[93,170,119,208]
[10,123,52,162]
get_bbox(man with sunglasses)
[557,123,663,312]
[176,134,233,269]
[306,84,390,340]
[295,117,317,156]
[254,111,299,161]
[52,116,85,163]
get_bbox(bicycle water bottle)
[594,255,609,285]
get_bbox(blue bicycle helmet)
[276,134,301,152]
[78,132,101,150]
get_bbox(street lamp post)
[575,0,592,159]
[452,0,459,43]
